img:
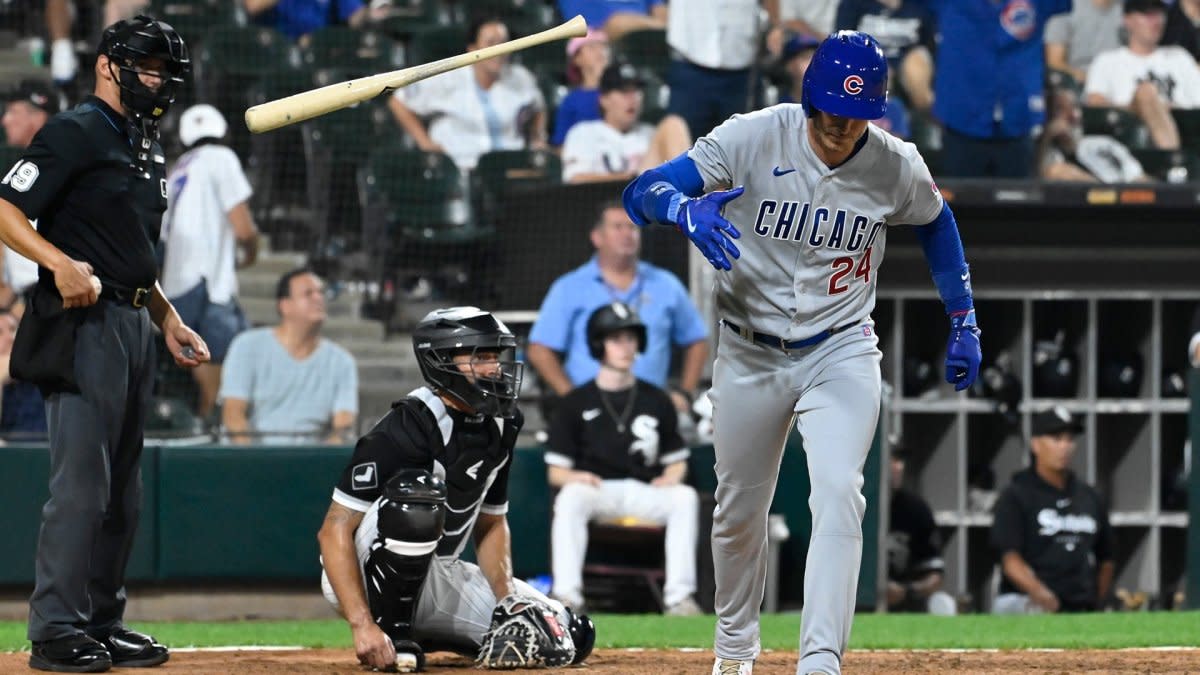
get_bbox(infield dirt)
[4,647,1199,673]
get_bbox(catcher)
[318,307,595,672]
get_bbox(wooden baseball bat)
[244,14,587,134]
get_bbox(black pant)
[940,126,1035,178]
[27,300,155,642]
[666,59,752,139]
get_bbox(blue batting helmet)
[801,31,888,120]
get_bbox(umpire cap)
[586,302,646,361]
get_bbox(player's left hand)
[672,186,743,271]
[163,314,211,369]
[945,309,981,391]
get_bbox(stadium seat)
[639,71,671,125]
[361,149,494,329]
[1169,108,1200,153]
[612,28,669,82]
[1129,148,1191,182]
[377,0,451,39]
[243,66,321,249]
[144,397,206,438]
[513,39,567,82]
[580,521,668,613]
[303,27,403,79]
[472,149,562,226]
[1082,106,1150,149]
[403,24,467,65]
[149,0,238,47]
[1046,69,1083,95]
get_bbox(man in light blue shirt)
[219,269,358,444]
[528,200,708,412]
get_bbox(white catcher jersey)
[688,104,943,341]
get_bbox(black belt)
[101,286,151,308]
[722,319,858,350]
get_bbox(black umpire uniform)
[0,16,200,673]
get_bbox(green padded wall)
[1189,370,1200,610]
[156,445,351,580]
[0,445,158,584]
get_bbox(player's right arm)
[317,502,396,670]
[0,118,100,308]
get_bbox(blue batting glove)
[668,186,743,271]
[945,309,982,391]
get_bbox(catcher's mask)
[98,15,190,124]
[413,307,523,418]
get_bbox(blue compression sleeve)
[916,201,974,314]
[622,152,705,226]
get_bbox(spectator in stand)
[835,0,937,114]
[559,0,667,40]
[527,201,708,414]
[926,0,1072,178]
[776,33,819,104]
[1086,0,1200,151]
[219,269,358,445]
[561,62,691,183]
[1163,0,1200,62]
[1044,0,1123,88]
[242,0,367,42]
[0,81,59,316]
[388,17,546,171]
[0,309,46,436]
[552,30,610,147]
[777,0,838,38]
[990,407,1114,614]
[665,0,767,137]
[886,443,955,615]
[1041,86,1152,182]
[161,104,260,419]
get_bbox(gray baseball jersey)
[688,104,943,340]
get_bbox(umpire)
[0,16,208,673]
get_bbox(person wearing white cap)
[160,103,259,420]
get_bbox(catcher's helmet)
[99,15,190,123]
[586,302,647,361]
[413,307,523,418]
[801,30,888,120]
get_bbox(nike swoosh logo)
[961,272,970,280]
[773,166,796,176]
[686,208,697,234]
[582,408,601,421]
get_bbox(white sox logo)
[843,75,864,95]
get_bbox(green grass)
[2,613,1198,653]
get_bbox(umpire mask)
[100,15,190,127]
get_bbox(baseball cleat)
[712,657,753,675]
[393,639,424,673]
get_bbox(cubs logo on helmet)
[801,31,888,120]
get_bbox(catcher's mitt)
[476,594,575,669]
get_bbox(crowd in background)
[0,0,1192,616]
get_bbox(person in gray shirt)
[219,268,358,444]
[1045,0,1124,86]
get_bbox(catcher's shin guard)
[364,469,447,653]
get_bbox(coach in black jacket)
[990,407,1114,613]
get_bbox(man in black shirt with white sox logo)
[545,302,702,616]
[0,15,208,673]
[990,406,1115,614]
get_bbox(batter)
[622,31,982,675]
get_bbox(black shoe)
[93,629,168,668]
[29,634,112,673]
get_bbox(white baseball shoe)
[712,657,753,674]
